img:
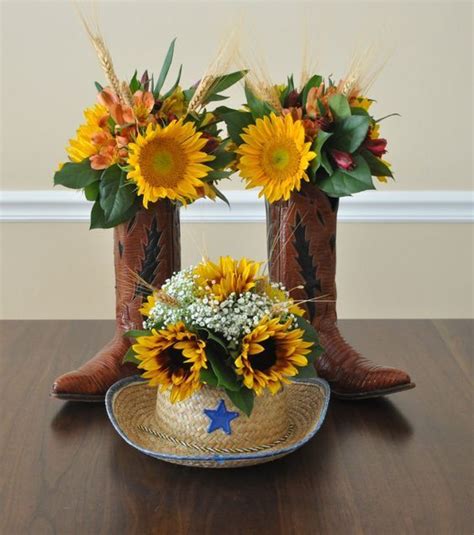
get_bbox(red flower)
[365,138,387,157]
[286,90,301,108]
[331,149,354,170]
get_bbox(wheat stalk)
[234,47,282,113]
[75,3,132,107]
[187,75,216,114]
[187,26,241,114]
[120,81,134,108]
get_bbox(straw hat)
[106,375,330,468]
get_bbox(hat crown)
[154,385,290,451]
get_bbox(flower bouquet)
[106,256,330,467]
[216,65,413,399]
[54,37,245,229]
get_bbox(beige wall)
[0,0,473,319]
[1,222,473,319]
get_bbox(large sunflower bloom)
[65,103,109,162]
[127,120,214,207]
[237,113,316,203]
[194,256,262,301]
[133,322,207,403]
[235,317,313,396]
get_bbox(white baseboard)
[0,189,472,223]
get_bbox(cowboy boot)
[51,200,180,401]
[266,183,415,399]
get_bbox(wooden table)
[1,320,472,534]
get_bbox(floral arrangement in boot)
[54,31,245,229]
[219,59,413,400]
[218,66,395,201]
[124,257,322,415]
[50,16,245,402]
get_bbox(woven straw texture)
[107,377,330,468]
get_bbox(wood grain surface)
[1,320,472,535]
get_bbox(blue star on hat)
[204,399,239,435]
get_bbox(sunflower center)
[138,137,188,188]
[249,338,277,371]
[164,345,191,373]
[263,138,301,178]
[271,148,291,170]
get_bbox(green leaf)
[122,346,140,366]
[310,131,333,173]
[90,199,107,229]
[328,94,351,121]
[204,94,229,103]
[280,75,295,106]
[124,329,152,339]
[294,317,323,365]
[200,367,219,387]
[54,160,101,189]
[163,64,182,98]
[211,70,247,95]
[330,115,370,153]
[374,112,401,123]
[360,149,393,178]
[154,38,176,97]
[84,181,100,201]
[208,184,230,206]
[320,151,333,175]
[129,70,140,93]
[221,110,254,145]
[318,154,375,197]
[208,146,236,170]
[183,86,195,103]
[294,364,317,379]
[206,346,240,391]
[225,387,254,416]
[302,74,323,107]
[350,106,369,116]
[295,315,319,342]
[245,83,274,119]
[197,328,229,351]
[94,81,103,92]
[201,170,233,183]
[99,165,136,224]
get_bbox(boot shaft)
[113,200,181,332]
[266,183,338,329]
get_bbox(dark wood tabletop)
[1,320,472,535]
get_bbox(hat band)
[136,423,295,455]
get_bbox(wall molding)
[0,189,472,223]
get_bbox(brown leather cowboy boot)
[51,200,180,401]
[267,183,415,399]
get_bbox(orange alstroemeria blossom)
[132,90,155,124]
[98,87,135,126]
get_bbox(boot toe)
[52,370,104,397]
[366,367,412,392]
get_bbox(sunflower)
[139,293,157,317]
[350,96,373,111]
[65,103,109,162]
[127,120,214,207]
[133,322,207,403]
[237,113,316,203]
[194,256,262,301]
[235,317,313,396]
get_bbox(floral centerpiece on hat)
[124,256,322,415]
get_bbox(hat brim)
[106,376,330,468]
